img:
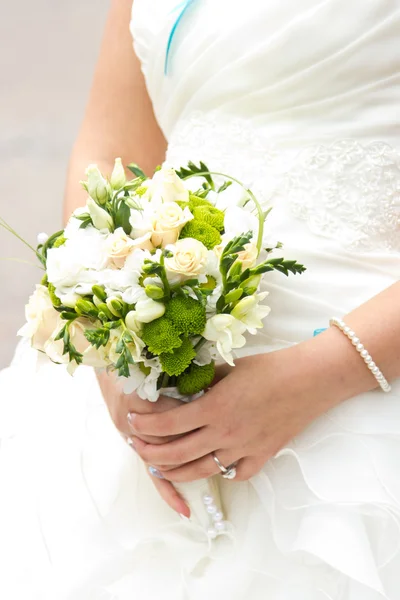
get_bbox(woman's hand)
[127,330,369,483]
[97,371,190,517]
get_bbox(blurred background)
[0,0,110,367]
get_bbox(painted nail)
[127,438,137,452]
[148,466,164,479]
[179,514,190,522]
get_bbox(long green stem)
[0,218,42,260]
[182,171,265,255]
[0,257,45,270]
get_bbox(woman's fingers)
[128,397,210,437]
[131,428,217,466]
[158,450,244,483]
[148,471,191,518]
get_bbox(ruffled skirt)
[1,341,400,600]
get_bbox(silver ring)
[212,452,237,480]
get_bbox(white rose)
[236,242,258,270]
[44,318,107,371]
[134,297,165,323]
[87,198,113,230]
[105,227,135,268]
[231,292,271,335]
[203,314,247,366]
[165,238,208,280]
[152,203,193,247]
[18,285,59,352]
[148,167,189,205]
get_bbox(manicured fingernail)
[148,466,164,479]
[179,514,190,522]
[127,438,137,452]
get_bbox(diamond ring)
[212,452,238,480]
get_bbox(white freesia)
[46,227,108,304]
[212,182,249,211]
[99,249,154,305]
[165,238,208,281]
[203,314,247,366]
[18,285,59,352]
[44,317,107,372]
[87,198,113,230]
[224,205,259,239]
[231,292,271,334]
[122,357,162,401]
[134,297,165,323]
[107,328,145,364]
[125,311,142,334]
[147,167,189,205]
[152,202,193,247]
[129,206,152,239]
[110,157,126,190]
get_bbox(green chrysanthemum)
[160,338,196,377]
[188,194,210,209]
[180,220,221,250]
[193,205,225,232]
[142,317,182,355]
[177,362,216,396]
[165,296,206,336]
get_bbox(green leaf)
[114,201,132,235]
[176,161,215,190]
[127,163,146,178]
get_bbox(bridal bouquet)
[15,158,305,537]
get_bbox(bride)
[1,0,399,598]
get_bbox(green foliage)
[160,338,196,377]
[177,361,215,395]
[180,220,221,250]
[141,317,182,355]
[47,282,61,307]
[165,295,206,336]
[113,329,135,378]
[92,285,107,302]
[84,327,110,349]
[54,322,83,366]
[127,163,146,178]
[251,258,306,277]
[193,205,225,232]
[114,201,132,235]
[175,161,215,190]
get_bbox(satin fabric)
[1,1,400,598]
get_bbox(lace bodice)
[130,1,400,255]
[167,112,400,252]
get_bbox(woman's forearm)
[297,282,400,406]
[63,0,166,221]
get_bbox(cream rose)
[152,203,193,247]
[236,242,258,270]
[18,285,60,352]
[150,167,189,204]
[105,227,135,267]
[44,318,107,372]
[165,238,208,280]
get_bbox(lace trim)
[166,111,400,253]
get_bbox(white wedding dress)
[1,1,400,598]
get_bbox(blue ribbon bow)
[165,0,197,75]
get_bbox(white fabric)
[1,0,400,597]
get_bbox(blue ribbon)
[165,0,197,75]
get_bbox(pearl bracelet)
[329,317,391,393]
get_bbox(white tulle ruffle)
[1,342,400,600]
